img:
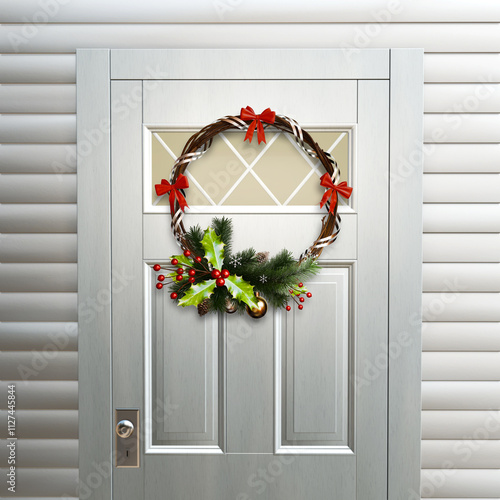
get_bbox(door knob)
[115,409,139,468]
[116,419,134,438]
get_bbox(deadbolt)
[116,419,134,438]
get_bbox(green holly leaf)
[201,227,225,271]
[225,275,259,309]
[178,280,216,307]
[291,285,308,296]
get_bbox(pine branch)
[227,248,257,274]
[185,225,205,257]
[210,286,231,313]
[212,216,233,261]
[171,217,321,312]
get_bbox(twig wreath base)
[153,107,353,317]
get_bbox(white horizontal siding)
[424,84,500,112]
[423,323,500,351]
[422,382,500,410]
[0,234,77,262]
[0,468,78,496]
[0,322,77,351]
[423,204,500,232]
[0,54,76,83]
[422,410,500,439]
[0,410,78,439]
[423,352,500,380]
[0,293,77,321]
[424,144,500,173]
[0,263,77,292]
[0,174,76,203]
[0,381,78,409]
[424,114,500,143]
[0,84,76,113]
[425,54,500,83]
[421,470,500,498]
[423,264,500,292]
[0,204,77,232]
[1,24,499,53]
[0,11,497,500]
[3,0,500,22]
[0,351,78,380]
[422,440,500,468]
[423,234,500,262]
[422,293,500,322]
[0,439,78,467]
[0,114,76,143]
[423,174,500,203]
[0,144,76,173]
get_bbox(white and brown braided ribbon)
[166,112,345,261]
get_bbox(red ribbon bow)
[319,174,353,213]
[240,106,276,144]
[155,174,190,214]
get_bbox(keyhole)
[126,449,129,458]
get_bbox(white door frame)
[77,48,423,499]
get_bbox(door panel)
[144,454,356,500]
[226,312,275,454]
[143,213,358,261]
[279,267,350,448]
[151,288,220,447]
[143,80,357,124]
[111,75,389,499]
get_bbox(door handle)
[115,409,139,468]
[116,419,134,438]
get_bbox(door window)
[147,129,351,211]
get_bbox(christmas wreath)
[153,107,352,318]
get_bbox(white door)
[78,48,423,500]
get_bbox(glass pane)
[150,129,350,208]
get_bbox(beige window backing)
[151,130,350,208]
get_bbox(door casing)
[77,48,423,499]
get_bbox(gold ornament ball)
[246,293,268,319]
[225,299,238,314]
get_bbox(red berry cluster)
[153,249,200,296]
[210,268,230,287]
[153,250,230,299]
[285,282,313,312]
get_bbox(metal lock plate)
[115,409,139,468]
